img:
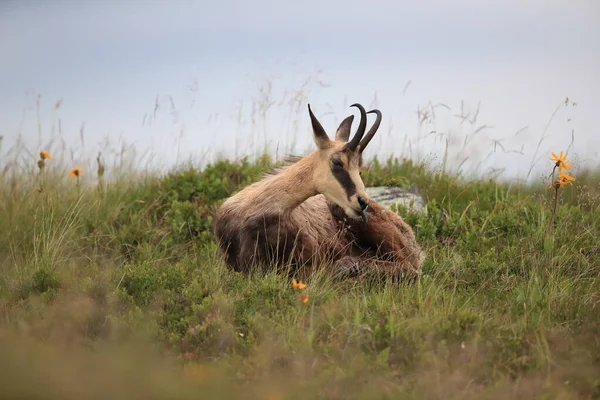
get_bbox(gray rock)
[366,186,427,215]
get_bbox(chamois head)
[307,103,382,223]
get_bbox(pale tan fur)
[213,103,423,279]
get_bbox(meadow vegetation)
[0,94,599,399]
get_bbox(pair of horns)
[308,103,382,153]
[342,103,382,152]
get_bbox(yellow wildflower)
[292,279,306,290]
[550,151,572,171]
[300,293,308,304]
[69,167,83,178]
[39,151,52,160]
[558,170,575,186]
[550,170,576,189]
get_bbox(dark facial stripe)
[331,161,356,199]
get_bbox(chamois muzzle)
[358,196,369,223]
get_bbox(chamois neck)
[249,155,318,218]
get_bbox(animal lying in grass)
[213,103,423,279]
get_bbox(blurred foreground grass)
[1,148,599,399]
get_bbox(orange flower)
[69,167,83,178]
[39,151,52,160]
[558,170,575,186]
[291,279,306,290]
[550,170,576,189]
[300,293,308,304]
[550,151,572,171]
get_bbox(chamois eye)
[332,159,344,169]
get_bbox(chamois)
[213,103,423,279]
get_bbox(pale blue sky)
[1,0,598,181]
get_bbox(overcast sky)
[1,0,598,181]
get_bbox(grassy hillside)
[0,149,599,399]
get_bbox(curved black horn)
[344,103,367,151]
[358,109,382,153]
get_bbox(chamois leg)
[330,202,423,280]
[332,255,421,281]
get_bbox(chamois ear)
[308,104,332,150]
[334,115,354,142]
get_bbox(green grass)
[0,148,599,400]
